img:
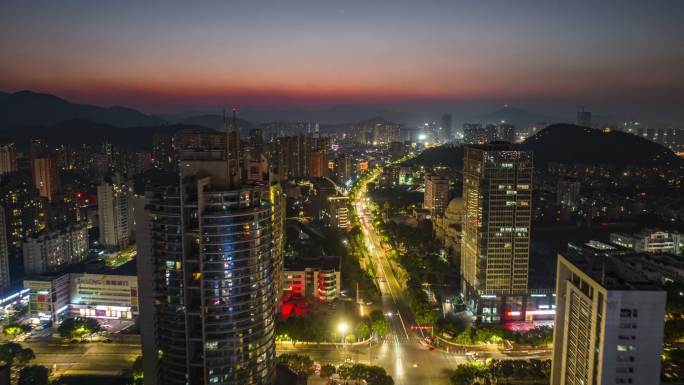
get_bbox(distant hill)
[403,124,681,169]
[522,124,682,166]
[0,90,166,129]
[0,119,215,151]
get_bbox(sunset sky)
[1,1,683,121]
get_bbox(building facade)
[424,173,450,217]
[97,174,134,249]
[24,271,138,323]
[137,117,283,385]
[0,143,18,176]
[32,155,61,202]
[610,229,683,255]
[461,144,533,321]
[22,221,88,275]
[0,208,10,292]
[551,254,666,385]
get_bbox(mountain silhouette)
[0,90,165,129]
[522,124,681,166]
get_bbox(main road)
[350,169,461,384]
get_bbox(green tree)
[18,365,49,385]
[3,323,31,336]
[58,317,101,339]
[320,363,336,378]
[450,363,486,385]
[277,354,314,376]
[132,355,144,385]
[0,343,35,366]
[454,327,474,345]
[356,322,371,340]
[372,318,390,337]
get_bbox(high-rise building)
[152,132,176,171]
[424,173,450,217]
[461,144,533,321]
[32,155,61,201]
[0,143,18,176]
[97,173,134,250]
[308,149,326,178]
[271,134,312,181]
[137,112,283,385]
[551,253,666,385]
[22,221,88,275]
[333,154,353,184]
[0,208,10,292]
[577,108,592,127]
[440,113,453,142]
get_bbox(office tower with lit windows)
[461,144,533,321]
[97,173,134,249]
[551,253,666,385]
[32,154,61,201]
[0,143,18,177]
[424,173,450,217]
[137,111,283,385]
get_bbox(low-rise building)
[24,261,138,323]
[282,256,341,303]
[610,229,683,255]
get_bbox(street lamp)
[338,322,348,345]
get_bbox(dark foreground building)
[137,114,284,385]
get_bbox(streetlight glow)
[338,322,348,334]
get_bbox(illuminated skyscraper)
[461,144,533,321]
[137,111,283,385]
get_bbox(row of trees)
[0,342,50,385]
[450,359,551,385]
[276,307,390,344]
[57,317,101,339]
[446,324,553,346]
[277,354,393,385]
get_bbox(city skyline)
[1,1,684,123]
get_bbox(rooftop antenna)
[223,108,227,125]
[232,108,237,125]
